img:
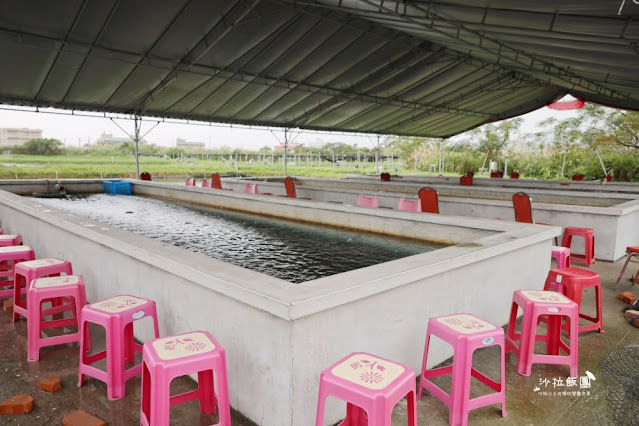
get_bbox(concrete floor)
[1,257,638,425]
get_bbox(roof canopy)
[1,0,638,137]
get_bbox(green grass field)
[0,154,401,180]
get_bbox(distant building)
[95,132,146,145]
[0,127,43,146]
[176,138,205,150]
[274,144,300,151]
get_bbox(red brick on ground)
[39,375,62,393]
[0,394,34,414]
[3,299,12,313]
[619,291,636,305]
[62,409,106,426]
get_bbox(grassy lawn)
[0,154,406,180]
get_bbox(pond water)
[34,194,442,283]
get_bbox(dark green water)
[34,194,442,283]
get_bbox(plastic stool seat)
[551,246,570,269]
[506,290,579,377]
[419,313,506,426]
[0,245,35,299]
[78,295,160,400]
[562,227,595,267]
[27,275,87,362]
[615,246,639,288]
[397,197,421,212]
[0,234,23,246]
[12,258,73,322]
[141,331,231,426]
[544,268,604,334]
[316,352,417,426]
[356,194,379,208]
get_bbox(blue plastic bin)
[103,180,132,195]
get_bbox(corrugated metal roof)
[0,0,637,137]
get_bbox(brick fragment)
[62,409,106,426]
[3,299,12,313]
[39,375,62,393]
[619,291,636,305]
[0,394,34,415]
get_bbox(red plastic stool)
[12,258,73,322]
[419,313,506,426]
[551,246,570,269]
[27,275,87,362]
[316,352,417,426]
[78,295,160,400]
[0,234,22,247]
[544,268,604,334]
[615,246,639,288]
[141,331,231,426]
[561,227,595,267]
[506,290,579,377]
[0,245,35,299]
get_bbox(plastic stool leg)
[406,390,417,426]
[124,322,135,363]
[341,403,368,426]
[197,369,216,415]
[215,351,232,425]
[418,332,432,399]
[615,254,634,288]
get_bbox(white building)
[176,138,205,150]
[0,127,43,146]
[96,132,146,145]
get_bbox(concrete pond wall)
[223,177,639,262]
[0,179,558,425]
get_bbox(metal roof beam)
[101,0,194,107]
[137,0,262,112]
[61,0,121,104]
[205,8,363,118]
[354,0,636,101]
[34,0,88,101]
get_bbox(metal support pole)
[595,148,608,176]
[134,115,141,179]
[284,128,288,177]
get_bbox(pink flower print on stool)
[332,354,404,390]
[33,275,80,288]
[437,314,497,334]
[20,258,66,268]
[521,290,572,304]
[91,295,149,313]
[152,332,216,361]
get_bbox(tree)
[578,104,639,150]
[23,138,63,155]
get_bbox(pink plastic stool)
[562,227,595,267]
[78,295,160,400]
[140,330,231,426]
[543,268,604,334]
[397,197,421,212]
[614,246,639,288]
[419,313,506,426]
[12,258,73,322]
[0,245,35,299]
[551,246,570,269]
[506,290,579,377]
[26,275,87,362]
[357,194,379,208]
[0,234,22,247]
[315,352,417,426]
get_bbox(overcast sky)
[0,102,575,151]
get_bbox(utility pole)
[110,114,159,179]
[284,128,288,177]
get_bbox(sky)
[0,100,578,151]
